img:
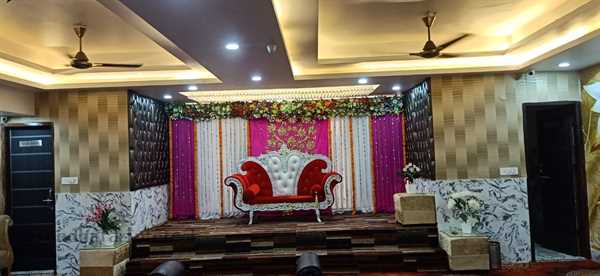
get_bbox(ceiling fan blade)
[438,53,461,58]
[436,34,470,52]
[409,52,424,57]
[350,0,425,3]
[54,68,83,75]
[93,63,143,68]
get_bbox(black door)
[6,127,56,271]
[523,101,590,259]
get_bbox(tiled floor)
[10,270,54,276]
[361,260,600,275]
[535,244,586,262]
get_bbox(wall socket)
[61,176,79,185]
[499,167,519,176]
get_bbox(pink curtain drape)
[372,115,405,213]
[171,119,196,219]
[249,118,329,156]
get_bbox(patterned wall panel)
[579,64,600,250]
[403,80,435,179]
[128,93,169,190]
[36,90,130,193]
[0,125,4,213]
[415,177,531,263]
[431,72,581,179]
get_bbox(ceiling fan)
[409,12,471,58]
[67,24,142,70]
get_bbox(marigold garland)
[166,96,404,121]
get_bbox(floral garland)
[167,96,404,121]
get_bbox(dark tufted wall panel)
[404,80,435,179]
[129,92,169,190]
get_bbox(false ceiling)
[0,0,218,89]
[273,0,600,79]
[0,0,599,96]
[317,0,583,63]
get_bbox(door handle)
[42,188,54,204]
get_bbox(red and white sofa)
[224,145,342,224]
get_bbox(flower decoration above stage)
[167,96,404,121]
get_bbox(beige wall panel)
[35,89,129,193]
[432,72,581,179]
[0,83,36,116]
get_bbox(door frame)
[3,122,56,271]
[523,101,590,261]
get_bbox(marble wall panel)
[130,184,168,237]
[56,192,131,275]
[414,177,531,263]
[55,185,168,275]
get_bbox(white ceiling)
[318,0,584,62]
[0,0,598,92]
[0,0,184,70]
[531,35,600,72]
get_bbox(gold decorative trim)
[181,85,380,103]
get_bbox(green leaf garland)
[167,96,404,121]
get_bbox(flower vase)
[405,179,417,193]
[102,232,116,247]
[461,222,473,235]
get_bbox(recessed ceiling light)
[225,43,240,50]
[358,78,368,84]
[558,62,571,68]
[187,85,198,91]
[251,75,262,82]
[163,94,173,100]
[392,85,402,91]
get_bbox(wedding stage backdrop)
[167,81,429,219]
[170,115,405,219]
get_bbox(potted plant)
[87,203,120,246]
[447,191,483,234]
[400,163,421,193]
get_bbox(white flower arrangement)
[401,163,421,182]
[447,191,483,224]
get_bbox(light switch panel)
[499,167,519,176]
[61,176,79,185]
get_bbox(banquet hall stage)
[126,214,448,275]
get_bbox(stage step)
[126,214,448,275]
[126,246,448,275]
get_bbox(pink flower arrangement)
[87,203,120,234]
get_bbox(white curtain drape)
[330,117,354,213]
[352,117,374,213]
[196,119,247,218]
[221,118,247,217]
[196,120,221,219]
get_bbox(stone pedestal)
[393,193,436,225]
[80,242,129,276]
[439,231,490,271]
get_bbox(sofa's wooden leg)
[248,210,254,225]
[314,193,322,223]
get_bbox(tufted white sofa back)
[242,145,332,197]
[263,153,303,196]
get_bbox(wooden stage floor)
[136,213,430,238]
[127,214,448,275]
